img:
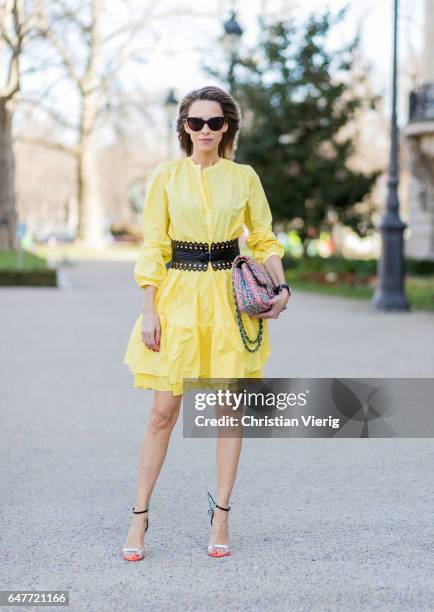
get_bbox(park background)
[1,1,434,611]
[0,0,433,309]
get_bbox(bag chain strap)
[231,275,264,353]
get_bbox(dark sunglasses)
[186,116,226,131]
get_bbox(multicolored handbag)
[231,254,276,353]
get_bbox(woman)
[122,85,290,561]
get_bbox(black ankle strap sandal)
[122,507,149,562]
[207,492,231,557]
[207,492,231,526]
[132,506,149,533]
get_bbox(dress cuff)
[134,246,169,289]
[246,230,285,264]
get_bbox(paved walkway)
[1,261,433,612]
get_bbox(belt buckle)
[198,247,211,263]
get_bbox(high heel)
[207,491,231,557]
[122,507,149,561]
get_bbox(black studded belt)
[170,238,240,271]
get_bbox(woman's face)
[184,99,228,156]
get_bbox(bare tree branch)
[100,5,217,45]
[34,0,84,90]
[52,0,91,35]
[18,96,79,130]
[0,0,28,100]
[0,12,14,48]
[15,135,79,156]
[19,59,67,75]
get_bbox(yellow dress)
[123,155,284,396]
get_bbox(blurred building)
[405,0,434,260]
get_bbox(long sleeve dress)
[123,155,284,396]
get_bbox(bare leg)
[123,390,182,550]
[208,396,242,551]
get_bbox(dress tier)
[123,156,284,396]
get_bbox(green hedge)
[0,250,57,286]
[282,254,434,277]
[405,258,434,275]
[0,268,57,286]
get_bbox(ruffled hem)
[132,368,264,397]
[123,266,273,393]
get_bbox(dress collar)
[187,156,225,172]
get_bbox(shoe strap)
[123,547,143,552]
[132,507,149,514]
[215,503,231,512]
[207,492,231,516]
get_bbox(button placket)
[196,167,213,250]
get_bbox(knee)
[149,402,180,433]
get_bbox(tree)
[0,0,35,250]
[29,0,148,246]
[17,1,217,246]
[204,8,382,257]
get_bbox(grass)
[405,276,434,311]
[0,249,50,270]
[285,270,434,311]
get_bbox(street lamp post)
[221,11,243,94]
[372,0,410,311]
[164,88,178,160]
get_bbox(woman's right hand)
[141,309,161,351]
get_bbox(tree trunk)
[0,99,18,250]
[75,95,105,247]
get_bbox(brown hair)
[176,86,241,160]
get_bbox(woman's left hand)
[249,291,289,320]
